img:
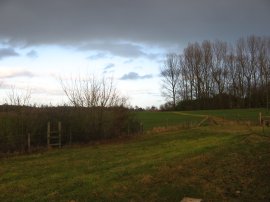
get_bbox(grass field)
[136,108,270,131]
[181,108,270,123]
[1,125,270,201]
[134,111,203,131]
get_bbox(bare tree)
[179,57,189,100]
[183,43,203,100]
[5,86,31,106]
[237,37,255,107]
[160,53,181,109]
[183,45,195,100]
[60,75,127,108]
[259,36,270,110]
[226,45,238,98]
[193,43,203,99]
[201,40,213,99]
[212,40,228,95]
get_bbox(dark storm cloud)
[120,72,153,80]
[0,48,19,59]
[0,0,269,51]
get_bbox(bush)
[0,105,140,153]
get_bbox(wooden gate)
[47,121,62,148]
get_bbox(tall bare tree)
[160,53,181,109]
[212,40,228,95]
[259,36,270,110]
[201,40,213,99]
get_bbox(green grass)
[136,108,270,131]
[135,111,202,131]
[1,125,270,201]
[181,108,270,123]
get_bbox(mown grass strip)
[1,125,269,201]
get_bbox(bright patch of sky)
[0,45,165,107]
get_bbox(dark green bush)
[0,105,140,153]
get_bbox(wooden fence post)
[27,133,31,153]
[58,121,62,148]
[47,122,50,149]
[69,127,72,145]
[127,121,130,136]
[259,112,262,125]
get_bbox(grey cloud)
[0,48,19,59]
[123,59,133,64]
[0,0,269,49]
[120,72,153,80]
[129,90,160,96]
[26,50,38,58]
[87,52,107,60]
[0,70,35,79]
[104,63,115,70]
[81,42,147,58]
[103,63,115,74]
[82,42,161,59]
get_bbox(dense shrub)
[0,105,140,153]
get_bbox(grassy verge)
[1,125,270,201]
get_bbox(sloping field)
[135,111,203,131]
[136,108,270,131]
[1,125,270,201]
[180,108,269,123]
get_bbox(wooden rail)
[259,112,270,126]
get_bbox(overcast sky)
[0,0,270,107]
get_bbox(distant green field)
[135,111,203,131]
[136,108,270,131]
[182,108,269,122]
[1,125,270,201]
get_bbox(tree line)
[160,35,270,110]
